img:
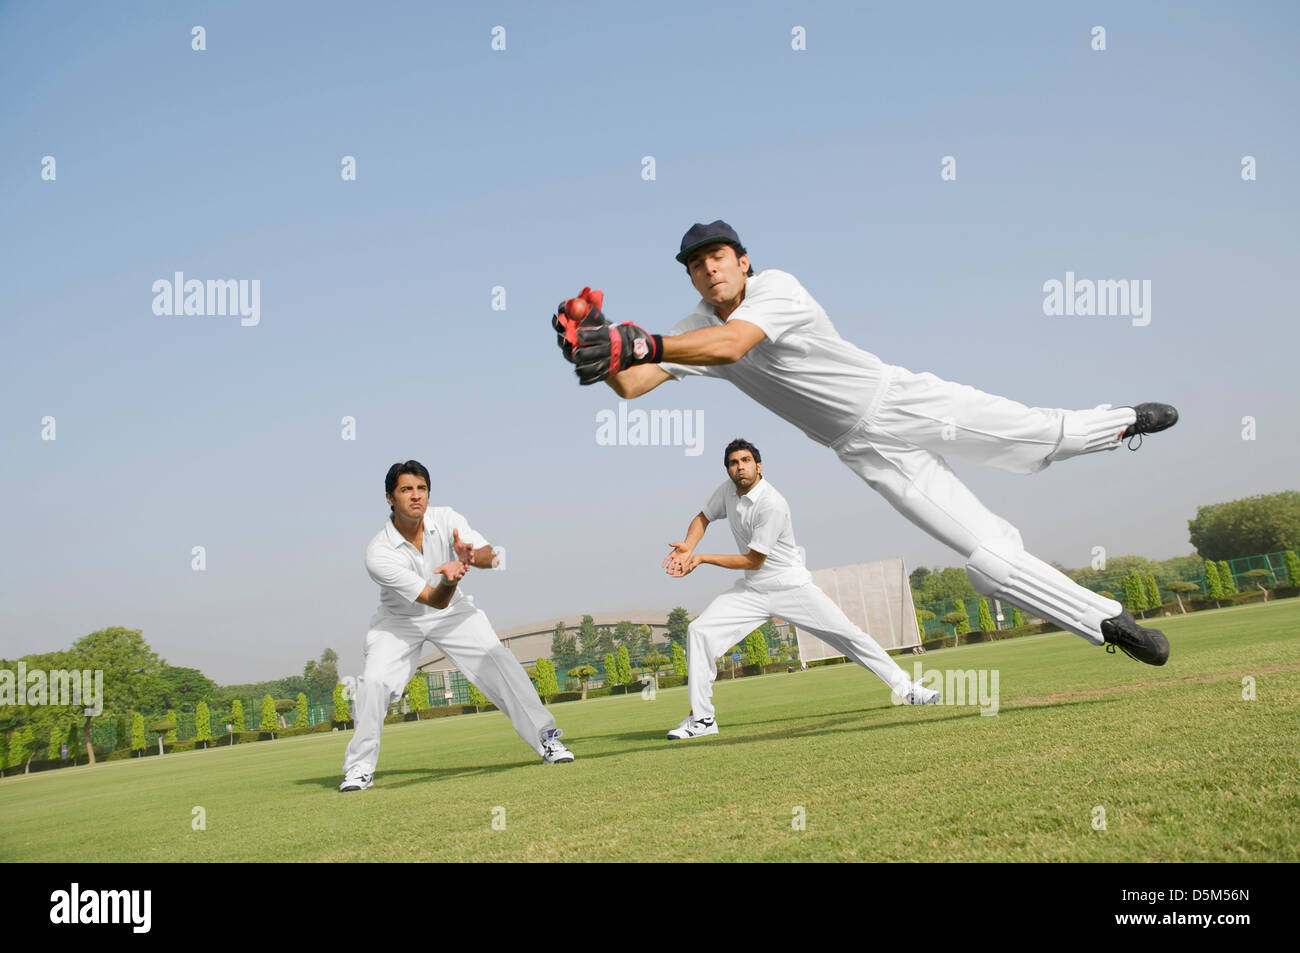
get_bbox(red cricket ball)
[565,296,589,320]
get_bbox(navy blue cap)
[676,220,749,266]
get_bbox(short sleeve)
[746,498,787,556]
[365,548,426,605]
[726,271,814,344]
[702,482,728,521]
[445,509,490,550]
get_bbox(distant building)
[414,610,800,704]
[416,610,675,675]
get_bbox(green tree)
[304,649,340,705]
[940,611,966,638]
[743,626,769,668]
[230,698,247,733]
[578,615,600,655]
[66,722,82,764]
[333,684,351,726]
[70,626,165,765]
[1204,561,1225,608]
[260,695,278,737]
[614,620,636,649]
[596,627,616,654]
[1284,550,1300,588]
[114,715,129,751]
[534,658,560,701]
[1187,491,1300,561]
[1217,560,1237,594]
[130,712,146,755]
[977,599,995,633]
[1011,606,1025,628]
[154,666,219,712]
[641,651,669,690]
[915,608,935,637]
[1240,568,1272,597]
[195,700,212,748]
[636,624,654,653]
[1122,572,1150,617]
[666,607,690,645]
[1166,580,1199,614]
[1144,574,1162,611]
[616,645,633,685]
[671,641,687,677]
[12,725,34,773]
[47,719,66,761]
[551,622,573,657]
[603,653,619,687]
[467,681,490,712]
[567,665,598,701]
[909,566,932,591]
[294,692,310,728]
[164,709,179,743]
[917,568,980,608]
[149,717,177,756]
[952,599,972,636]
[405,677,429,715]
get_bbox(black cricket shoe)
[1101,610,1170,665]
[1120,403,1179,449]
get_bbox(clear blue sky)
[2,1,1296,683]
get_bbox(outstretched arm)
[605,320,766,398]
[659,320,766,365]
[607,364,672,399]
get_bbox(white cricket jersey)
[364,507,490,621]
[702,476,811,591]
[660,269,889,446]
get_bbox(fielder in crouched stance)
[661,439,937,740]
[340,460,573,792]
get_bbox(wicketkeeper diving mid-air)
[552,220,1175,667]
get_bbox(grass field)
[2,599,1297,862]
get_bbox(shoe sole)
[667,729,719,740]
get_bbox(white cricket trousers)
[688,581,914,720]
[831,364,1137,646]
[342,595,555,777]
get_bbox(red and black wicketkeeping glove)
[552,287,607,364]
[574,320,664,385]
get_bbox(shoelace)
[1126,432,1143,451]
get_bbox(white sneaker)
[541,728,575,763]
[339,771,373,792]
[667,714,718,739]
[903,682,940,706]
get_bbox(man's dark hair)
[683,242,754,278]
[385,460,431,510]
[723,438,761,468]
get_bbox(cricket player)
[662,438,938,739]
[552,221,1173,667]
[340,460,573,792]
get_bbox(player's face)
[725,450,762,491]
[387,473,428,520]
[687,244,750,312]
